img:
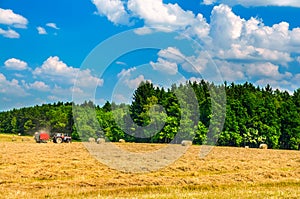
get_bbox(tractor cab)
[53,133,72,143]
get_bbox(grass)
[0,134,299,198]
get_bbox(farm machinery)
[34,131,50,143]
[52,133,72,143]
[34,132,71,143]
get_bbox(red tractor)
[52,133,72,143]
[34,131,50,143]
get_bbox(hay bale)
[245,146,249,149]
[11,136,17,142]
[96,138,105,144]
[259,143,268,149]
[181,140,192,146]
[88,137,96,143]
[119,139,125,143]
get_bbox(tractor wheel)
[56,137,62,144]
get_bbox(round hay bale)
[11,137,17,142]
[259,143,268,149]
[88,137,96,143]
[119,139,125,143]
[181,140,192,146]
[97,138,105,144]
[245,146,249,149]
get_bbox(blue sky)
[0,0,300,110]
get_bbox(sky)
[0,0,300,111]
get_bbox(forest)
[0,80,300,150]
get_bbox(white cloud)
[33,56,103,88]
[117,68,150,89]
[215,61,245,82]
[0,73,28,97]
[246,62,287,79]
[0,8,27,39]
[207,4,298,66]
[290,28,300,46]
[92,0,210,37]
[218,44,293,65]
[47,85,73,102]
[128,0,210,37]
[37,26,47,35]
[154,47,208,74]
[203,0,216,5]
[29,81,50,91]
[116,61,127,66]
[92,0,131,25]
[4,58,28,70]
[296,57,300,64]
[0,28,19,38]
[202,0,300,7]
[90,1,300,93]
[255,78,293,93]
[128,0,194,29]
[124,75,147,89]
[46,23,59,29]
[134,27,153,35]
[157,47,185,63]
[150,58,178,75]
[0,8,28,28]
[210,4,244,48]
[117,67,137,78]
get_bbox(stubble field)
[0,134,299,198]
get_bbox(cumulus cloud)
[154,47,208,74]
[21,80,50,92]
[157,47,186,63]
[4,58,28,70]
[150,58,178,75]
[33,56,104,87]
[128,0,194,28]
[92,0,210,37]
[218,44,293,65]
[0,8,28,28]
[46,23,59,29]
[37,26,47,35]
[0,73,28,96]
[246,62,289,80]
[128,0,210,37]
[202,0,300,7]
[124,75,147,89]
[134,27,153,35]
[92,0,131,25]
[0,8,28,38]
[117,67,151,89]
[208,4,298,66]
[28,81,50,91]
[203,0,216,5]
[210,4,244,48]
[0,28,19,38]
[91,1,300,92]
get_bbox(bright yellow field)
[0,134,299,198]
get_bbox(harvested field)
[0,135,299,198]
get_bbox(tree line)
[0,80,299,150]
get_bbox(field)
[0,134,299,198]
